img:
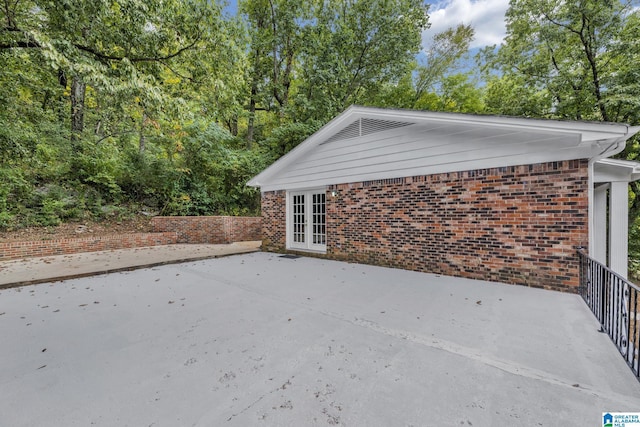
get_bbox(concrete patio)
[0,252,638,426]
[0,241,262,288]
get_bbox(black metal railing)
[578,250,640,381]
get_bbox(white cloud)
[423,0,510,49]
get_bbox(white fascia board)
[594,158,640,183]
[349,106,633,141]
[257,145,599,192]
[597,158,640,169]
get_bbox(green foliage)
[364,24,480,113]
[484,0,640,273]
[415,74,484,113]
[630,259,640,284]
[118,144,177,207]
[155,122,268,216]
[0,168,86,229]
[414,24,475,102]
[1,0,640,248]
[294,0,430,122]
[486,0,636,122]
[483,74,551,117]
[72,142,123,199]
[261,121,320,159]
[0,0,467,230]
[240,0,430,126]
[605,9,640,124]
[35,185,77,226]
[0,168,32,229]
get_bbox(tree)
[1,0,222,146]
[483,74,550,117]
[414,24,474,103]
[238,0,430,154]
[240,0,309,145]
[0,0,254,227]
[490,0,637,121]
[364,24,478,113]
[604,9,640,124]
[416,73,484,113]
[295,0,430,122]
[484,0,640,266]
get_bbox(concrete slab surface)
[0,241,261,288]
[0,252,638,426]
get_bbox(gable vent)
[322,118,414,144]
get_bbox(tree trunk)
[70,75,86,145]
[247,101,255,149]
[247,76,258,149]
[578,12,609,122]
[230,116,238,136]
[139,111,147,153]
[58,69,67,88]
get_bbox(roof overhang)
[594,158,640,183]
[248,106,640,191]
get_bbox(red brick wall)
[1,216,263,261]
[262,160,589,292]
[261,191,286,251]
[151,216,262,244]
[0,233,178,261]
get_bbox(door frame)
[286,188,327,253]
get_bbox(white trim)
[588,159,596,256]
[285,191,291,248]
[250,106,640,272]
[587,142,630,256]
[285,188,327,254]
[594,158,640,183]
[589,157,640,262]
[248,106,638,191]
[249,107,361,187]
[609,181,629,278]
[593,183,609,264]
[287,191,306,250]
[258,148,601,192]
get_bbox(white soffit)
[594,158,640,183]
[248,106,638,191]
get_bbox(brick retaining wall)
[151,216,262,244]
[1,216,263,261]
[0,233,179,261]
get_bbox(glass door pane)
[312,192,326,245]
[292,194,305,243]
[289,190,326,251]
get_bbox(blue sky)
[223,0,511,50]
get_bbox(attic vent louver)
[322,118,413,144]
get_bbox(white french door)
[288,190,326,252]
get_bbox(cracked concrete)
[0,252,638,426]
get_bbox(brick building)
[248,106,640,291]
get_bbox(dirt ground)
[0,216,154,243]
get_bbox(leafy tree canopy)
[2,0,640,278]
